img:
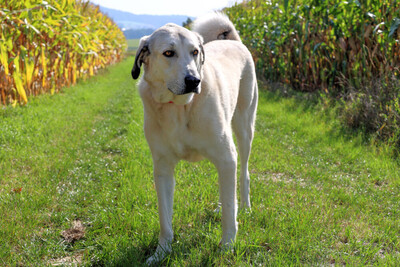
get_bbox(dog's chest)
[156,106,204,162]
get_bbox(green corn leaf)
[389,18,400,38]
[0,42,9,75]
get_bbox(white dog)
[131,12,258,264]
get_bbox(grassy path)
[1,58,399,265]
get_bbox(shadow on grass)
[106,236,220,266]
[106,209,222,266]
[258,81,384,149]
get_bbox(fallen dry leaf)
[61,220,85,243]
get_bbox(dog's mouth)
[168,86,200,95]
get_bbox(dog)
[131,12,258,264]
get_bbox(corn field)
[226,0,400,150]
[0,0,126,106]
[226,0,400,92]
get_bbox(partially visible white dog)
[131,12,258,264]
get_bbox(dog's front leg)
[146,157,176,265]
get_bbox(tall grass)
[226,0,400,151]
[0,0,126,106]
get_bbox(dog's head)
[132,24,205,105]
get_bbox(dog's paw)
[218,239,235,255]
[213,202,222,214]
[146,243,171,266]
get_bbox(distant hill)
[123,28,155,39]
[98,6,193,39]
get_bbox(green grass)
[1,58,399,266]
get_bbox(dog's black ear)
[131,36,150,80]
[194,32,205,65]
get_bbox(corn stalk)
[0,0,127,105]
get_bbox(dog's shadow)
[109,209,222,266]
[108,244,157,266]
[109,239,220,266]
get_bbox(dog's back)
[192,12,241,43]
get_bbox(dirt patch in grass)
[49,251,84,266]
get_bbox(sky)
[89,0,241,17]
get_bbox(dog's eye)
[163,50,175,57]
[193,50,199,56]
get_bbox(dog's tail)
[192,12,241,44]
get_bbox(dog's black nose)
[184,75,201,93]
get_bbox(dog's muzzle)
[182,75,200,94]
[168,75,201,95]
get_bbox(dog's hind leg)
[206,136,238,246]
[232,81,258,210]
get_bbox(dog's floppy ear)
[194,32,205,65]
[131,35,150,80]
